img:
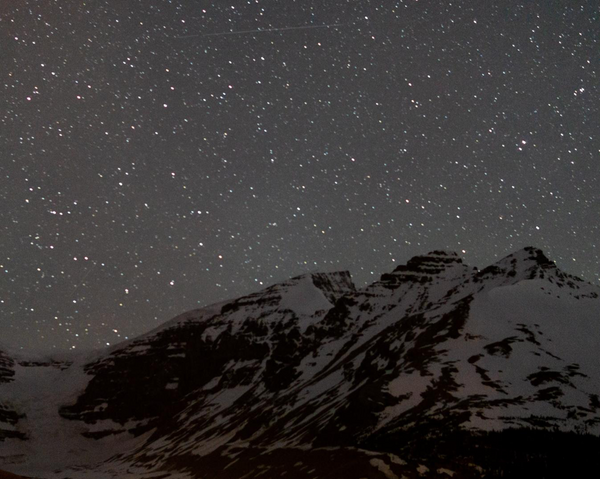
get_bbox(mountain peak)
[381,249,468,282]
[292,271,356,300]
[508,246,553,265]
[278,271,355,319]
[477,246,557,282]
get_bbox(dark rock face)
[0,352,15,385]
[380,251,467,285]
[0,405,23,441]
[0,351,24,441]
[3,248,600,478]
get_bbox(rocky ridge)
[1,247,600,478]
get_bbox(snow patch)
[370,458,399,479]
[279,275,333,330]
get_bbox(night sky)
[2,1,599,352]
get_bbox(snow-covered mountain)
[1,247,600,478]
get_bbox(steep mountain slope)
[1,248,599,478]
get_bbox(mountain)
[1,247,600,478]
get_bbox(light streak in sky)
[175,23,346,39]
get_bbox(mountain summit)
[1,247,599,478]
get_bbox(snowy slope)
[1,248,599,478]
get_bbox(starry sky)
[1,0,599,352]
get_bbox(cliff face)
[1,248,600,478]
